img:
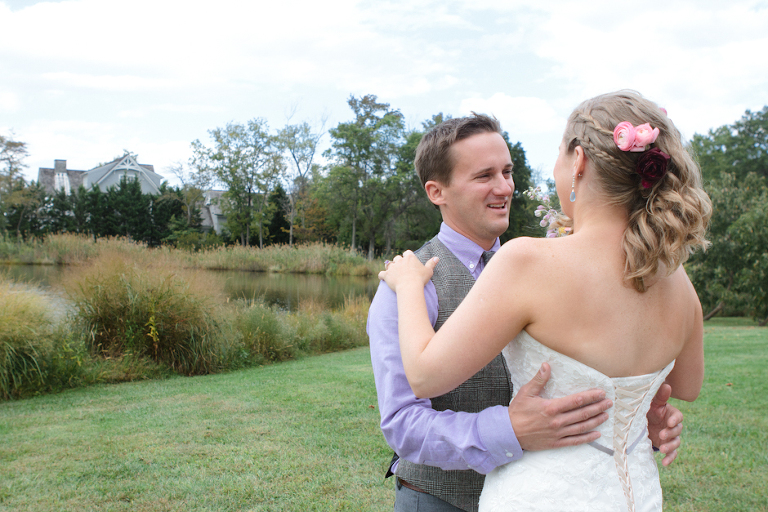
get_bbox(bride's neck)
[570,200,628,238]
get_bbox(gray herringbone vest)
[395,236,511,512]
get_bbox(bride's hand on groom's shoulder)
[378,250,438,292]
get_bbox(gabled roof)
[88,154,163,194]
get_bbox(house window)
[54,172,71,195]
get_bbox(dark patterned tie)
[482,250,496,265]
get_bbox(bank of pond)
[0,235,381,400]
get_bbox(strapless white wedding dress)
[478,331,674,512]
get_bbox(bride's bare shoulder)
[498,235,565,260]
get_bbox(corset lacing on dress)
[587,379,657,512]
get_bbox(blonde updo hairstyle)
[562,90,711,292]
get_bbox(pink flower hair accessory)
[613,121,660,152]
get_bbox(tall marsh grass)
[0,234,383,276]
[2,239,374,400]
[0,279,52,398]
[185,241,379,275]
[65,249,234,375]
[233,295,369,365]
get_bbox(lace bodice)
[478,331,674,512]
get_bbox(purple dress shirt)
[367,223,523,475]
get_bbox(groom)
[367,114,684,512]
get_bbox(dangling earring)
[569,175,576,202]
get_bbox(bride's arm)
[664,269,704,401]
[381,241,535,398]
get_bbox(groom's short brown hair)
[414,113,502,188]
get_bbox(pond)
[2,265,380,311]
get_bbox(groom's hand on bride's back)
[507,362,613,451]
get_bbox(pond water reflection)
[3,265,379,311]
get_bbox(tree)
[265,183,291,245]
[191,119,282,247]
[0,133,30,235]
[692,106,768,182]
[687,105,768,323]
[324,94,405,259]
[167,161,207,229]
[686,172,768,322]
[276,120,325,246]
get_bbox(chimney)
[54,159,67,173]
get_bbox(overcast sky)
[2,0,767,187]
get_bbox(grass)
[0,234,382,276]
[1,247,372,399]
[0,348,393,511]
[64,248,232,375]
[0,321,765,511]
[659,317,768,511]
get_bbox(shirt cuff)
[477,405,524,465]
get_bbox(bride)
[380,91,711,511]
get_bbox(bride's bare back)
[384,91,709,404]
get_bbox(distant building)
[200,189,228,234]
[37,154,164,196]
[37,155,230,235]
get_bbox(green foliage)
[0,280,50,398]
[1,239,374,399]
[323,94,409,259]
[687,171,768,323]
[686,106,768,323]
[0,133,30,235]
[192,119,282,248]
[692,106,768,182]
[266,183,291,245]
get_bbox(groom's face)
[429,131,514,249]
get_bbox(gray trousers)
[394,478,465,512]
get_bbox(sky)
[1,0,767,188]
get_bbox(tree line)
[2,98,768,322]
[0,94,537,254]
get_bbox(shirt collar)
[436,222,500,273]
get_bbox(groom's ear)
[425,180,447,207]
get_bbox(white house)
[37,154,164,196]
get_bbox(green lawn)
[659,318,768,511]
[1,320,766,511]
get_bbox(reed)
[2,245,374,399]
[1,235,385,276]
[0,280,48,398]
[64,248,232,376]
[190,242,380,275]
[232,295,369,365]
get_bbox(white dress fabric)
[478,331,674,512]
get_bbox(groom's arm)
[368,281,523,475]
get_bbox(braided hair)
[562,91,711,292]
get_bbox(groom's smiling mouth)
[487,201,507,210]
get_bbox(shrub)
[65,249,230,375]
[0,279,56,398]
[233,301,298,364]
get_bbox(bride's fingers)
[425,256,439,271]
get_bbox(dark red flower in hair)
[636,147,670,189]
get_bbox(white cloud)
[2,0,766,185]
[41,72,177,91]
[0,90,20,111]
